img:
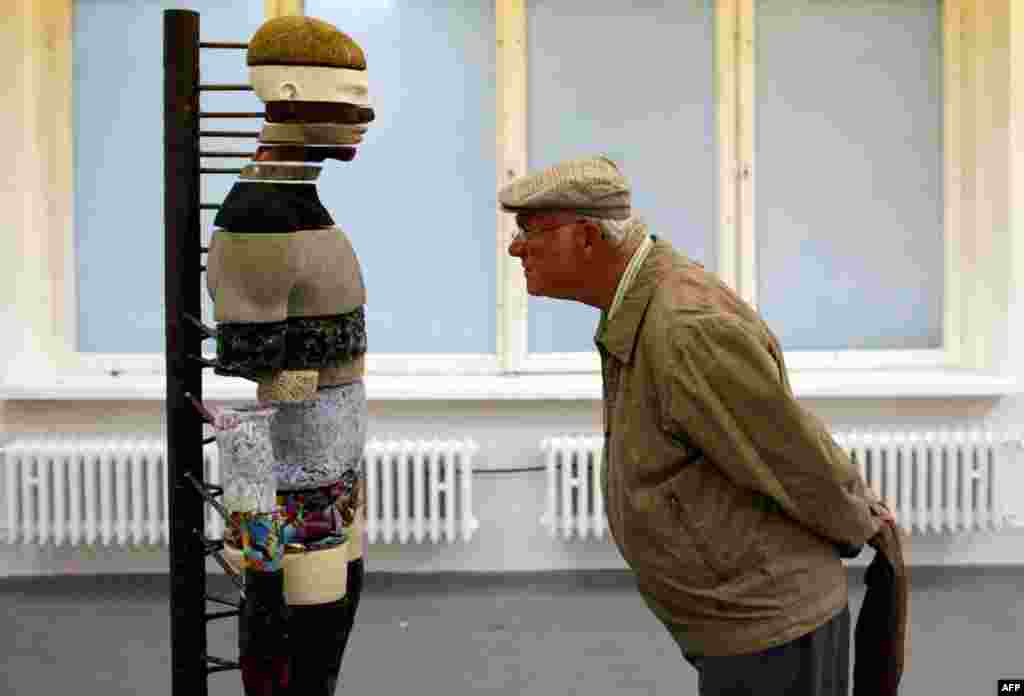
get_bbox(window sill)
[0,368,1018,401]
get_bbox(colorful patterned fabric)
[226,472,362,553]
[236,511,284,573]
[276,471,360,549]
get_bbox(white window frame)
[732,0,961,371]
[516,0,982,368]
[0,0,1018,402]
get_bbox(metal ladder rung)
[199,130,260,138]
[205,655,241,674]
[201,151,255,158]
[205,594,240,609]
[205,609,240,622]
[202,537,225,556]
[199,112,264,119]
[199,84,254,92]
[199,42,248,49]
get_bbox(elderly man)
[500,155,898,695]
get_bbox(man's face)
[507,211,586,301]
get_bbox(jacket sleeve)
[654,313,881,549]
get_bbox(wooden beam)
[715,0,739,292]
[2,1,75,366]
[1012,0,1024,348]
[496,0,528,371]
[944,0,965,367]
[736,0,756,307]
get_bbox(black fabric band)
[215,320,288,377]
[215,309,367,375]
[214,182,334,233]
[283,309,367,369]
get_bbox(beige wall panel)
[1,400,165,434]
[1,0,74,434]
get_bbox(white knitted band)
[250,64,370,106]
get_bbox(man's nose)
[508,237,524,257]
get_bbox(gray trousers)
[688,606,851,696]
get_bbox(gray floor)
[2,567,1022,695]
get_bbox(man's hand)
[870,500,897,529]
[867,500,900,552]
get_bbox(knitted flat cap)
[498,155,631,220]
[248,16,366,70]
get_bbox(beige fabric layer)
[240,163,322,181]
[206,226,366,322]
[257,369,319,402]
[256,362,364,400]
[498,155,631,220]
[223,541,350,606]
[319,355,366,387]
[259,122,367,146]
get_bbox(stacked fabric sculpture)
[203,15,374,696]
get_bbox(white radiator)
[363,438,479,544]
[1,436,479,547]
[541,435,606,540]
[541,429,1024,539]
[833,429,1022,535]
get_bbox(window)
[76,0,497,356]
[525,0,716,357]
[74,0,266,353]
[754,0,944,354]
[4,0,1015,400]
[306,0,498,354]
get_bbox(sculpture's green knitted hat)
[247,16,366,70]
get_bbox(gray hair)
[579,215,635,249]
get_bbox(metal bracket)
[187,355,262,382]
[204,655,241,675]
[184,470,230,525]
[183,313,218,340]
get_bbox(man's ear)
[578,220,602,251]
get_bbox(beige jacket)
[596,223,881,657]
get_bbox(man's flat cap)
[248,16,366,70]
[498,155,631,220]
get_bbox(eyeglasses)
[512,215,580,244]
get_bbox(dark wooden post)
[164,9,206,696]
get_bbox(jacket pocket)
[661,460,769,583]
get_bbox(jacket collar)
[594,222,664,364]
